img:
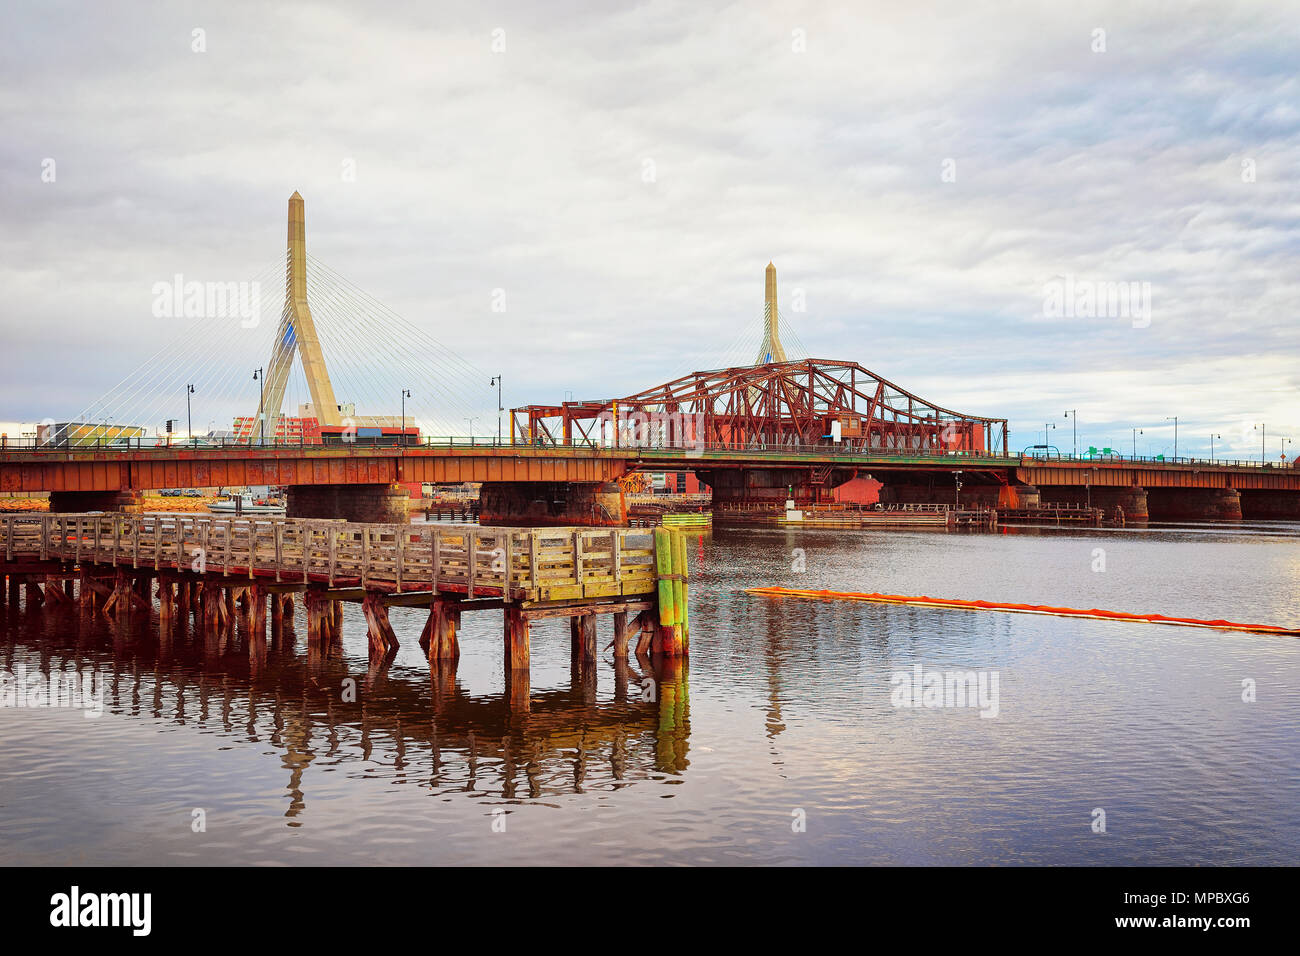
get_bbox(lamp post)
[1165,416,1178,460]
[400,389,411,447]
[1281,436,1293,464]
[253,367,264,444]
[1132,426,1143,460]
[1064,409,1077,458]
[186,384,195,447]
[1254,423,1265,465]
[490,375,503,445]
[1043,421,1055,454]
[1209,433,1221,462]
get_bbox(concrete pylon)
[254,192,341,433]
[755,261,787,365]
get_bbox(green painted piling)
[672,528,689,649]
[654,526,676,627]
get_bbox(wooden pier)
[715,502,999,530]
[999,503,1112,526]
[0,513,691,681]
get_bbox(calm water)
[2,521,1298,865]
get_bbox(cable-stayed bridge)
[2,194,1298,525]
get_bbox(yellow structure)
[755,261,787,365]
[254,192,341,432]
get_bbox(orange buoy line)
[744,587,1300,636]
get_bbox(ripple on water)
[0,523,1298,864]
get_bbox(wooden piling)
[613,611,629,658]
[158,579,174,623]
[248,583,268,647]
[44,575,73,607]
[579,613,597,663]
[305,590,326,651]
[430,598,460,662]
[674,528,689,652]
[634,609,655,657]
[504,606,530,669]
[361,591,398,662]
[202,581,222,634]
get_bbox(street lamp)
[1209,433,1221,462]
[1253,423,1265,465]
[1043,421,1056,453]
[253,367,264,444]
[490,375,503,445]
[186,384,196,447]
[1165,416,1178,460]
[1132,426,1143,460]
[400,389,411,447]
[1281,436,1293,464]
[1064,409,1077,458]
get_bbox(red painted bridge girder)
[0,446,625,494]
[2,445,1296,494]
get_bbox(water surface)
[1,521,1297,865]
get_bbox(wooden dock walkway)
[1,513,689,681]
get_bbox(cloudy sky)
[2,0,1297,457]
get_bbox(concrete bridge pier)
[48,490,142,513]
[1146,487,1241,521]
[478,481,627,527]
[286,483,410,523]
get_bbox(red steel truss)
[511,359,1009,455]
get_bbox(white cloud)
[0,0,1295,452]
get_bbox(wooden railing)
[1,514,657,603]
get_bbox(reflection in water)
[3,521,1299,865]
[0,596,690,823]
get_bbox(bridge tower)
[249,192,342,437]
[755,261,788,365]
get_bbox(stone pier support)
[286,483,410,523]
[478,481,627,527]
[1239,489,1300,520]
[1146,487,1241,521]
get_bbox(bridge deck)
[1,442,1296,493]
[1,513,657,604]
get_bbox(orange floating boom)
[745,587,1300,637]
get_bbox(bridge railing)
[1,433,1293,470]
[1,513,658,602]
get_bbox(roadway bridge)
[10,194,1297,525]
[2,439,1297,522]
